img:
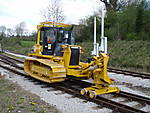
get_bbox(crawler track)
[0,54,149,113]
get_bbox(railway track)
[108,67,150,79]
[1,53,150,79]
[0,54,149,113]
[0,54,24,64]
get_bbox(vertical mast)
[99,0,108,54]
[94,17,97,49]
[92,17,99,56]
[101,10,104,38]
[91,0,109,56]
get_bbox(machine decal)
[48,44,51,49]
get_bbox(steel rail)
[0,55,24,70]
[0,63,149,113]
[0,54,24,63]
[0,54,149,105]
[0,54,150,104]
[0,54,150,113]
[0,60,23,70]
[67,78,150,105]
[119,91,150,104]
[108,68,150,79]
[0,63,26,76]
[50,80,148,113]
[1,53,150,79]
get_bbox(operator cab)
[39,27,75,56]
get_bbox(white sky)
[0,0,102,32]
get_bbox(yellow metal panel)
[40,21,72,28]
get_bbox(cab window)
[45,29,56,43]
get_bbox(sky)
[0,0,102,32]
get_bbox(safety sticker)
[48,44,51,49]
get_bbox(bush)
[126,33,138,40]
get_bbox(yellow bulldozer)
[24,21,119,98]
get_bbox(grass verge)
[79,40,150,73]
[1,39,150,73]
[0,76,60,113]
[1,38,35,55]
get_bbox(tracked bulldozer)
[24,21,119,98]
[24,0,120,98]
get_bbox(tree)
[142,3,150,40]
[0,26,6,37]
[75,16,101,42]
[30,31,37,41]
[135,1,145,34]
[100,0,141,11]
[41,0,65,23]
[76,0,149,41]
[15,22,26,37]
[7,28,14,37]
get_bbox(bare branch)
[0,26,6,37]
[41,0,65,23]
[15,22,26,37]
[100,0,142,11]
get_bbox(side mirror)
[40,40,43,45]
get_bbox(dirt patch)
[0,77,61,113]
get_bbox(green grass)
[21,41,36,48]
[0,78,60,113]
[109,40,150,72]
[79,40,150,72]
[1,38,150,72]
[78,41,93,61]
[1,39,36,55]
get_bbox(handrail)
[40,21,72,28]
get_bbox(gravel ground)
[1,68,112,113]
[109,72,150,97]
[2,52,150,113]
[109,72,150,88]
